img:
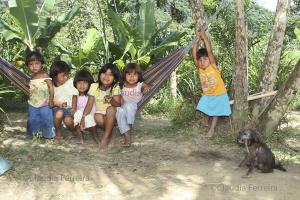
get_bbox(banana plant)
[64,28,103,69]
[0,0,79,51]
[107,0,185,68]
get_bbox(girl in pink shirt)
[72,70,99,145]
[116,63,150,146]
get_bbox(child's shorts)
[52,107,72,117]
[196,93,231,116]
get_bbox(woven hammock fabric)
[0,57,30,95]
[0,45,191,110]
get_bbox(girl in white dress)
[72,70,99,144]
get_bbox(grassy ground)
[0,112,299,200]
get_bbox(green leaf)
[80,28,101,56]
[159,32,186,45]
[149,32,185,56]
[149,20,172,45]
[109,42,124,60]
[51,40,70,54]
[0,20,22,41]
[137,0,156,46]
[36,5,79,48]
[285,50,300,60]
[8,0,39,50]
[114,59,125,69]
[143,20,172,53]
[121,39,137,60]
[72,28,101,67]
[60,54,73,67]
[0,90,14,94]
[38,0,55,29]
[136,55,151,64]
[57,5,80,23]
[107,9,129,47]
[295,28,300,42]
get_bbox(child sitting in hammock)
[72,69,99,144]
[192,30,231,138]
[50,61,78,141]
[26,51,55,139]
[116,63,150,146]
[82,63,122,150]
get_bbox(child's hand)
[61,102,67,108]
[79,117,85,131]
[143,84,151,94]
[104,95,112,103]
[48,100,54,108]
[70,108,76,115]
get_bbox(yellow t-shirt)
[28,78,51,107]
[88,83,121,113]
[199,65,227,95]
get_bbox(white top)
[54,79,78,108]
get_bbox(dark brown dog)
[237,128,286,176]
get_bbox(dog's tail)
[274,162,287,172]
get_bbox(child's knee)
[63,117,74,127]
[106,106,116,114]
[54,111,64,120]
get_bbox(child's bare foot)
[55,135,63,141]
[76,139,84,144]
[99,144,108,152]
[99,139,109,152]
[201,117,209,127]
[205,130,214,138]
[93,137,101,145]
[123,132,131,147]
[123,143,131,147]
[67,133,75,142]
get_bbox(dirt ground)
[0,112,299,200]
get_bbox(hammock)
[0,44,192,111]
[0,57,30,96]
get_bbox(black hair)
[196,48,208,59]
[49,60,71,87]
[97,63,121,92]
[73,69,94,95]
[25,51,45,66]
[122,63,143,84]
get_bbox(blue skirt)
[196,93,231,116]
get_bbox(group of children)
[26,52,149,150]
[26,30,231,150]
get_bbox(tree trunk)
[188,0,206,31]
[232,0,249,132]
[251,0,291,119]
[170,70,177,98]
[0,112,5,133]
[257,59,300,136]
